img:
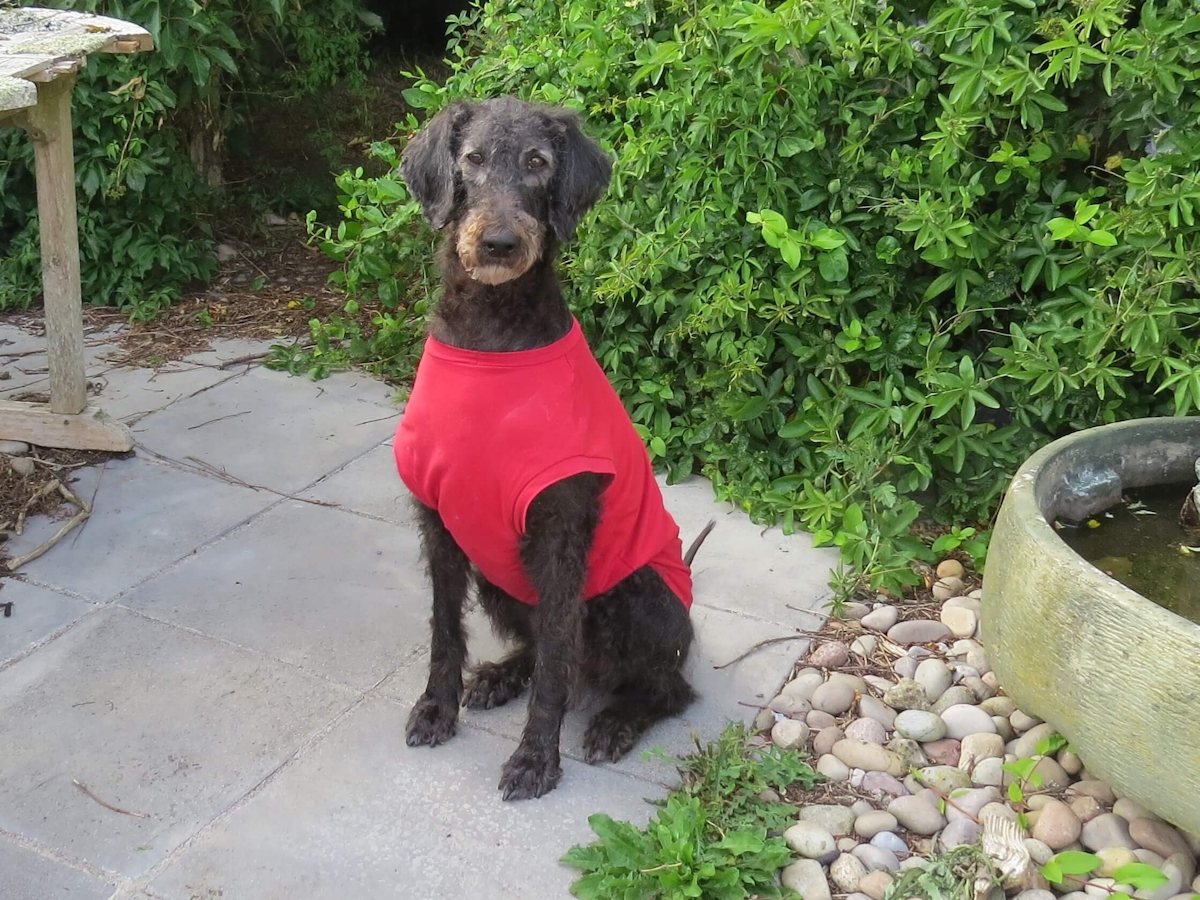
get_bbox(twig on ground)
[7,481,91,571]
[72,779,149,819]
[187,410,250,431]
[714,634,810,670]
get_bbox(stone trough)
[984,417,1200,835]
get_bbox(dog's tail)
[684,519,717,567]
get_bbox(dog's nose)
[482,230,519,257]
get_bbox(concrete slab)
[662,476,837,626]
[133,367,400,494]
[123,500,431,689]
[0,606,354,878]
[0,580,94,665]
[94,362,234,424]
[301,440,413,525]
[3,456,273,603]
[0,837,115,900]
[381,599,808,784]
[148,697,656,900]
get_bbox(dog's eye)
[527,154,546,169]
[466,151,484,165]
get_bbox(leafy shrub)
[0,0,375,318]
[299,0,1200,592]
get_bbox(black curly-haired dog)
[394,96,713,801]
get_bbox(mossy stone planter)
[983,417,1200,835]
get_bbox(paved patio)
[0,321,837,900]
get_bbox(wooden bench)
[1,7,152,451]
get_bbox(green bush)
[299,0,1200,593]
[0,0,374,318]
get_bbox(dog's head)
[400,96,612,285]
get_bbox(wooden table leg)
[23,74,87,416]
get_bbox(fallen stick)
[714,634,810,670]
[72,779,149,819]
[7,482,92,572]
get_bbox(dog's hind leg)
[581,569,696,764]
[498,473,602,801]
[406,501,472,747]
[464,580,535,710]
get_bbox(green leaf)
[1087,229,1118,246]
[1112,864,1169,890]
[1050,851,1102,876]
[819,247,849,282]
[402,88,436,109]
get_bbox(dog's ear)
[401,101,473,230]
[549,110,612,243]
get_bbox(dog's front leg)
[498,473,602,800]
[406,502,471,747]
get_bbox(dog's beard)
[456,208,541,285]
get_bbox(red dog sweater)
[393,319,693,609]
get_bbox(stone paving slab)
[147,696,656,900]
[0,580,94,665]
[301,441,414,525]
[132,366,400,494]
[122,499,433,690]
[381,600,807,785]
[97,362,235,424]
[0,606,355,878]
[0,838,115,900]
[3,456,274,602]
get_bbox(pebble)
[893,656,919,679]
[781,860,831,900]
[833,740,903,776]
[0,440,31,455]
[1130,818,1191,858]
[830,854,868,893]
[807,710,837,730]
[1069,779,1117,805]
[936,559,965,579]
[959,732,1005,769]
[919,765,972,793]
[972,757,1006,787]
[814,726,845,757]
[753,708,775,731]
[853,843,900,873]
[883,678,932,711]
[1031,756,1072,791]
[771,719,809,750]
[845,717,888,745]
[1114,798,1158,822]
[944,595,982,617]
[818,754,851,782]
[915,658,953,702]
[800,804,858,836]
[940,818,982,849]
[946,787,1000,823]
[863,675,893,694]
[1010,709,1043,733]
[980,696,1016,717]
[1168,852,1196,886]
[941,606,978,638]
[813,680,857,715]
[861,606,900,631]
[9,456,35,476]
[870,831,908,854]
[858,695,897,729]
[768,693,812,716]
[837,836,860,853]
[861,771,908,797]
[933,685,979,715]
[1033,799,1083,849]
[785,821,838,860]
[894,709,947,742]
[941,704,997,739]
[854,810,899,840]
[1024,839,1055,865]
[783,670,825,701]
[923,739,962,767]
[1082,813,1137,850]
[992,715,1016,740]
[844,602,872,620]
[857,870,893,900]
[1097,847,1137,877]
[887,619,952,644]
[1013,723,1059,759]
[932,576,965,600]
[888,795,947,835]
[810,641,850,668]
[981,801,1019,824]
[966,647,990,674]
[851,635,878,657]
[961,675,995,701]
[1136,849,1166,868]
[1068,795,1104,823]
[1058,748,1083,775]
[1014,891,1056,900]
[981,670,1000,691]
[886,737,929,770]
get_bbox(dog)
[394,96,711,800]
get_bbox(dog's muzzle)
[457,208,542,285]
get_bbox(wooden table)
[0,8,152,452]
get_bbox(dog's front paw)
[405,694,458,747]
[464,660,531,710]
[582,709,643,764]
[498,745,562,801]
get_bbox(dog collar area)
[423,319,585,367]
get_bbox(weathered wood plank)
[0,401,134,452]
[24,74,87,415]
[0,73,36,112]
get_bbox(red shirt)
[394,319,693,609]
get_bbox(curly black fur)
[400,97,706,800]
